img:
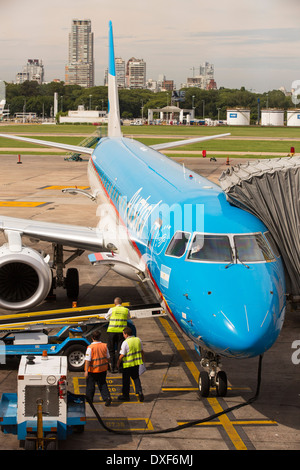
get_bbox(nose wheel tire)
[216,371,228,397]
[198,370,228,397]
[198,371,210,397]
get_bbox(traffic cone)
[226,156,230,166]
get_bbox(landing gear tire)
[65,268,79,300]
[216,371,227,397]
[198,371,210,397]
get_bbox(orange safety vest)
[87,342,109,373]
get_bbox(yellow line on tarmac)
[159,316,250,451]
[159,317,200,381]
[87,417,154,432]
[178,419,277,427]
[43,185,89,190]
[0,201,46,207]
[207,398,248,450]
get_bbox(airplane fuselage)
[88,136,286,359]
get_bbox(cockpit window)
[187,234,232,263]
[165,231,190,258]
[234,233,275,262]
[264,231,280,258]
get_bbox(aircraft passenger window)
[234,233,275,263]
[165,231,190,257]
[187,234,232,262]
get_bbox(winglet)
[108,21,122,138]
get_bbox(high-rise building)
[16,59,44,84]
[126,57,146,89]
[186,62,217,90]
[65,19,94,88]
[115,58,126,88]
[104,58,126,88]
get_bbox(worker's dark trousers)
[107,332,123,370]
[86,371,111,403]
[122,365,142,397]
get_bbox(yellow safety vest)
[107,306,129,333]
[122,336,143,369]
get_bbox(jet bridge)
[219,156,300,302]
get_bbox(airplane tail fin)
[107,21,122,138]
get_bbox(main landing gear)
[198,349,228,397]
[50,244,82,301]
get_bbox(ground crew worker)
[117,326,144,402]
[105,297,130,373]
[84,331,112,407]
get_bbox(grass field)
[1,123,300,137]
[0,123,299,157]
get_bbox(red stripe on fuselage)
[89,157,179,326]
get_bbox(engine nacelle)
[0,244,52,310]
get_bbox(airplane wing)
[0,216,104,252]
[150,132,230,151]
[0,133,94,155]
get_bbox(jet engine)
[0,244,52,310]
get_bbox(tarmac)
[0,152,299,453]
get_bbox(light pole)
[192,95,195,119]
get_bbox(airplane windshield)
[187,234,232,263]
[165,231,190,257]
[234,233,275,262]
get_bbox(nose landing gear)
[198,350,228,397]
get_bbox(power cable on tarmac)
[84,354,263,436]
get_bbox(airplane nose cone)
[201,301,285,358]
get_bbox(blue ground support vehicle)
[0,303,162,371]
[0,354,86,449]
[0,319,137,371]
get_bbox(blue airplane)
[0,22,286,396]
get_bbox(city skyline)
[1,0,300,93]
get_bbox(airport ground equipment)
[64,127,105,161]
[0,303,164,371]
[0,354,86,449]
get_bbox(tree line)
[5,80,294,122]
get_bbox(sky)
[1,0,300,92]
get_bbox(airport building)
[148,105,194,124]
[65,19,94,88]
[59,105,107,124]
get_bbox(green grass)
[123,125,300,138]
[0,136,84,147]
[136,138,296,153]
[0,124,98,134]
[0,123,299,156]
[1,123,300,138]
